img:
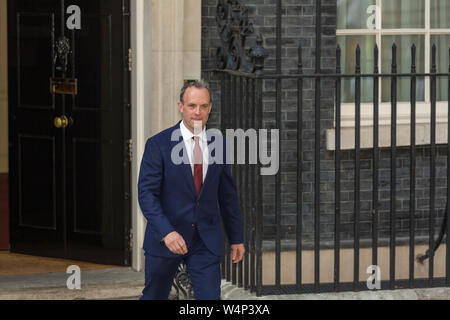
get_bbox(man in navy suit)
[138,80,245,300]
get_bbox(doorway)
[7,0,131,266]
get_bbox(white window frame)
[327,0,450,150]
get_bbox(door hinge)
[128,48,132,72]
[126,139,133,162]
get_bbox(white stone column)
[131,0,202,271]
[150,0,185,136]
[131,0,186,271]
[183,0,201,81]
[131,0,151,272]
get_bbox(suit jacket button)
[197,202,200,206]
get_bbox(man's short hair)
[180,80,211,104]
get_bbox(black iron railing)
[169,0,450,298]
[209,40,450,296]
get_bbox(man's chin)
[191,120,204,133]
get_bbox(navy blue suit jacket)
[138,121,244,258]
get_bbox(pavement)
[1,267,450,300]
[0,268,145,300]
[221,282,450,300]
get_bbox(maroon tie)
[193,136,203,197]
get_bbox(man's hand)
[163,231,188,255]
[231,244,245,263]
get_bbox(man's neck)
[182,120,205,135]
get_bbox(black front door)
[8,0,131,266]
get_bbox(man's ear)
[177,101,184,113]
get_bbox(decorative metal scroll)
[170,263,195,300]
[417,201,448,264]
[215,0,267,74]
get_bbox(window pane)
[382,0,425,29]
[430,35,450,101]
[337,35,376,103]
[431,0,450,28]
[381,35,425,102]
[337,0,376,29]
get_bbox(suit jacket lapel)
[169,122,196,197]
[169,122,220,200]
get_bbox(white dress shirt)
[179,121,209,182]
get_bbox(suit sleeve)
[218,161,244,246]
[138,138,175,241]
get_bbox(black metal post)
[251,78,257,293]
[296,45,304,294]
[390,44,397,290]
[429,44,437,287]
[372,44,379,272]
[314,0,322,293]
[447,47,450,288]
[410,44,417,289]
[244,77,250,290]
[238,76,243,288]
[256,76,264,297]
[354,44,361,291]
[221,72,227,280]
[335,45,341,292]
[275,0,282,294]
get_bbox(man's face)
[178,87,212,134]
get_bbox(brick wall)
[202,0,447,250]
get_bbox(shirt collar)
[180,121,207,143]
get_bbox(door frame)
[122,0,132,267]
[130,0,151,272]
[2,0,155,270]
[129,0,202,271]
[6,0,132,266]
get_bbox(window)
[329,0,450,149]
